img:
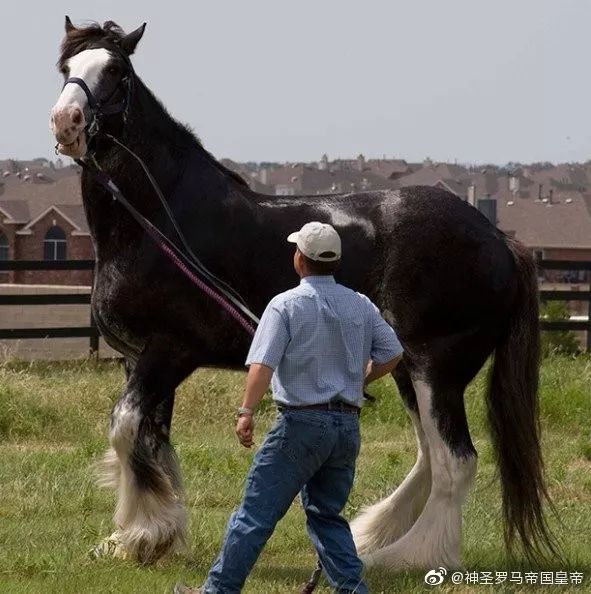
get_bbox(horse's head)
[50,16,146,159]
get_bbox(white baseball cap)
[287,222,342,262]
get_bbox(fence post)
[89,263,98,358]
[89,310,99,358]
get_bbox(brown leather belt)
[278,402,361,415]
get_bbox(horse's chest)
[91,259,154,354]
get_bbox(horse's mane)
[59,21,123,69]
[59,21,249,189]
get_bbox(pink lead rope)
[76,158,257,337]
[153,229,257,337]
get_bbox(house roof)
[18,204,89,234]
[219,159,274,193]
[526,164,590,192]
[496,190,591,249]
[0,170,82,225]
[392,166,447,188]
[0,199,30,223]
[364,159,410,178]
[263,163,398,194]
[53,204,89,233]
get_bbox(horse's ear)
[65,15,76,34]
[119,23,146,55]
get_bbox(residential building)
[0,159,92,285]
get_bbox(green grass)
[0,355,590,593]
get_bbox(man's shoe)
[173,583,204,594]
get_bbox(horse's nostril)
[72,109,83,125]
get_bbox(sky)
[1,0,590,165]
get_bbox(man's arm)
[365,354,402,386]
[365,299,404,386]
[237,296,289,449]
[242,363,274,410]
[235,363,273,448]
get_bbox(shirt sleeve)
[368,301,403,364]
[245,297,291,370]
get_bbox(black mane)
[59,21,249,188]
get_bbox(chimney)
[259,168,268,185]
[357,154,366,171]
[477,196,497,225]
[509,175,520,194]
[549,189,554,204]
[467,184,476,206]
[538,184,542,200]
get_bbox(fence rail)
[537,258,591,351]
[535,259,591,271]
[0,294,91,305]
[1,257,590,355]
[0,260,94,271]
[0,259,99,355]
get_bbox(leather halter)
[62,52,132,140]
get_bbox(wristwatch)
[237,406,254,418]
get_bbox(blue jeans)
[203,409,368,594]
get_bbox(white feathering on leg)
[351,410,431,554]
[361,379,476,570]
[94,398,187,563]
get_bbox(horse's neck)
[90,77,242,210]
[83,78,253,248]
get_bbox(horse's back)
[375,185,517,341]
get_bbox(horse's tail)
[485,237,559,562]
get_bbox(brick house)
[0,160,93,285]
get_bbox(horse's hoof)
[89,532,128,560]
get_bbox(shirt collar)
[300,275,336,286]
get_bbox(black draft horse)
[50,18,557,567]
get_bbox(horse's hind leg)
[361,326,499,570]
[363,372,476,570]
[95,337,197,563]
[351,360,432,553]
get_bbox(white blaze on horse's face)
[50,48,111,158]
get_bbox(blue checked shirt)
[245,276,403,407]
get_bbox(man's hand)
[236,414,255,448]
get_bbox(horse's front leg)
[94,336,198,563]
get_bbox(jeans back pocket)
[280,412,330,464]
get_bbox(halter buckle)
[87,116,100,139]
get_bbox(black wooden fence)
[538,258,591,351]
[1,258,590,356]
[0,260,99,355]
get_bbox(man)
[176,222,403,594]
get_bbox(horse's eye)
[60,66,69,76]
[107,66,119,75]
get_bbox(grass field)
[0,355,590,593]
